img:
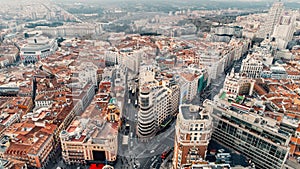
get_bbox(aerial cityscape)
[0,0,300,169]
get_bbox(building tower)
[137,66,180,141]
[172,104,212,169]
[272,13,297,49]
[257,1,284,38]
[137,85,157,140]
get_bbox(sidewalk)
[160,161,172,169]
[285,158,300,169]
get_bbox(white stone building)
[257,1,284,38]
[240,54,263,79]
[137,66,180,141]
[222,69,255,98]
[272,13,296,49]
[20,36,57,63]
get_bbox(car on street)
[125,124,130,135]
[161,147,173,160]
[151,159,158,168]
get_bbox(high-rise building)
[137,85,170,140]
[272,13,297,49]
[172,104,212,169]
[257,1,284,38]
[137,66,180,141]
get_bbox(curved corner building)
[137,86,156,140]
[137,66,180,141]
[137,85,172,140]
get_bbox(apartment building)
[137,66,180,141]
[74,62,99,88]
[170,85,180,116]
[2,122,56,168]
[179,72,200,103]
[66,82,96,111]
[117,49,143,73]
[178,66,208,103]
[0,43,18,68]
[35,23,103,38]
[172,104,212,169]
[0,158,27,169]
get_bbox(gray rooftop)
[181,105,202,120]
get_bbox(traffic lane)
[124,93,138,123]
[133,126,175,158]
[127,103,138,122]
[125,105,138,139]
[139,157,152,169]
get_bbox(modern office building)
[172,104,213,169]
[204,100,290,169]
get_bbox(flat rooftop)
[180,105,209,120]
[181,105,201,120]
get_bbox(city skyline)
[0,0,300,169]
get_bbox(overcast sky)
[0,0,299,3]
[50,0,298,2]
